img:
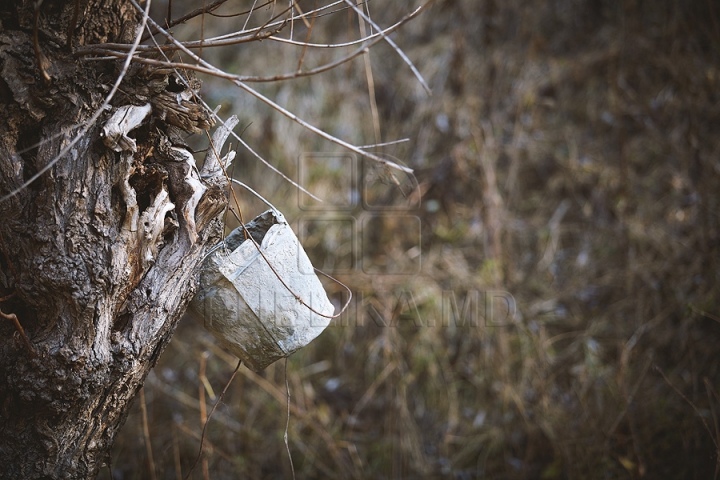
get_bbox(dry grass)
[111,0,720,478]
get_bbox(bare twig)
[198,0,363,45]
[656,365,719,451]
[199,0,207,63]
[198,352,210,480]
[66,0,80,51]
[348,362,395,426]
[267,3,389,49]
[142,24,324,201]
[0,293,16,302]
[83,7,424,88]
[139,388,158,480]
[289,0,295,41]
[185,359,242,480]
[690,304,720,324]
[33,0,51,83]
[357,0,382,146]
[344,0,432,95]
[284,358,296,480]
[357,138,410,149]
[292,0,312,29]
[175,422,244,468]
[77,27,278,55]
[243,0,260,31]
[0,309,34,355]
[200,336,353,477]
[703,378,720,480]
[128,2,422,173]
[295,0,317,72]
[205,0,273,19]
[143,0,231,39]
[123,0,364,51]
[172,425,182,480]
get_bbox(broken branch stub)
[102,68,228,286]
[201,114,239,186]
[190,210,334,372]
[101,103,152,152]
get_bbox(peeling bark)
[0,1,228,478]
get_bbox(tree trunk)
[0,1,226,477]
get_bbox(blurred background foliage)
[112,0,720,478]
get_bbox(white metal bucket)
[190,209,335,372]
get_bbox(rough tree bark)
[0,1,227,477]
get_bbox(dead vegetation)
[111,0,720,478]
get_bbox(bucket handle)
[214,179,353,319]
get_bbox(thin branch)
[209,0,348,42]
[199,0,207,62]
[206,0,272,18]
[344,0,432,95]
[268,15,403,49]
[84,14,409,83]
[136,0,370,53]
[143,25,323,201]
[185,360,242,480]
[66,0,80,51]
[0,308,35,356]
[231,79,414,173]
[142,0,231,39]
[284,358,297,480]
[33,0,51,83]
[77,28,277,54]
[139,388,158,480]
[130,1,418,174]
[291,0,370,22]
[138,0,370,53]
[656,365,719,451]
[691,304,720,324]
[252,0,296,41]
[292,0,312,29]
[243,0,260,31]
[225,122,323,200]
[79,10,409,54]
[0,293,17,302]
[81,13,410,83]
[357,138,410,149]
[357,0,382,146]
[295,0,315,70]
[290,0,295,41]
